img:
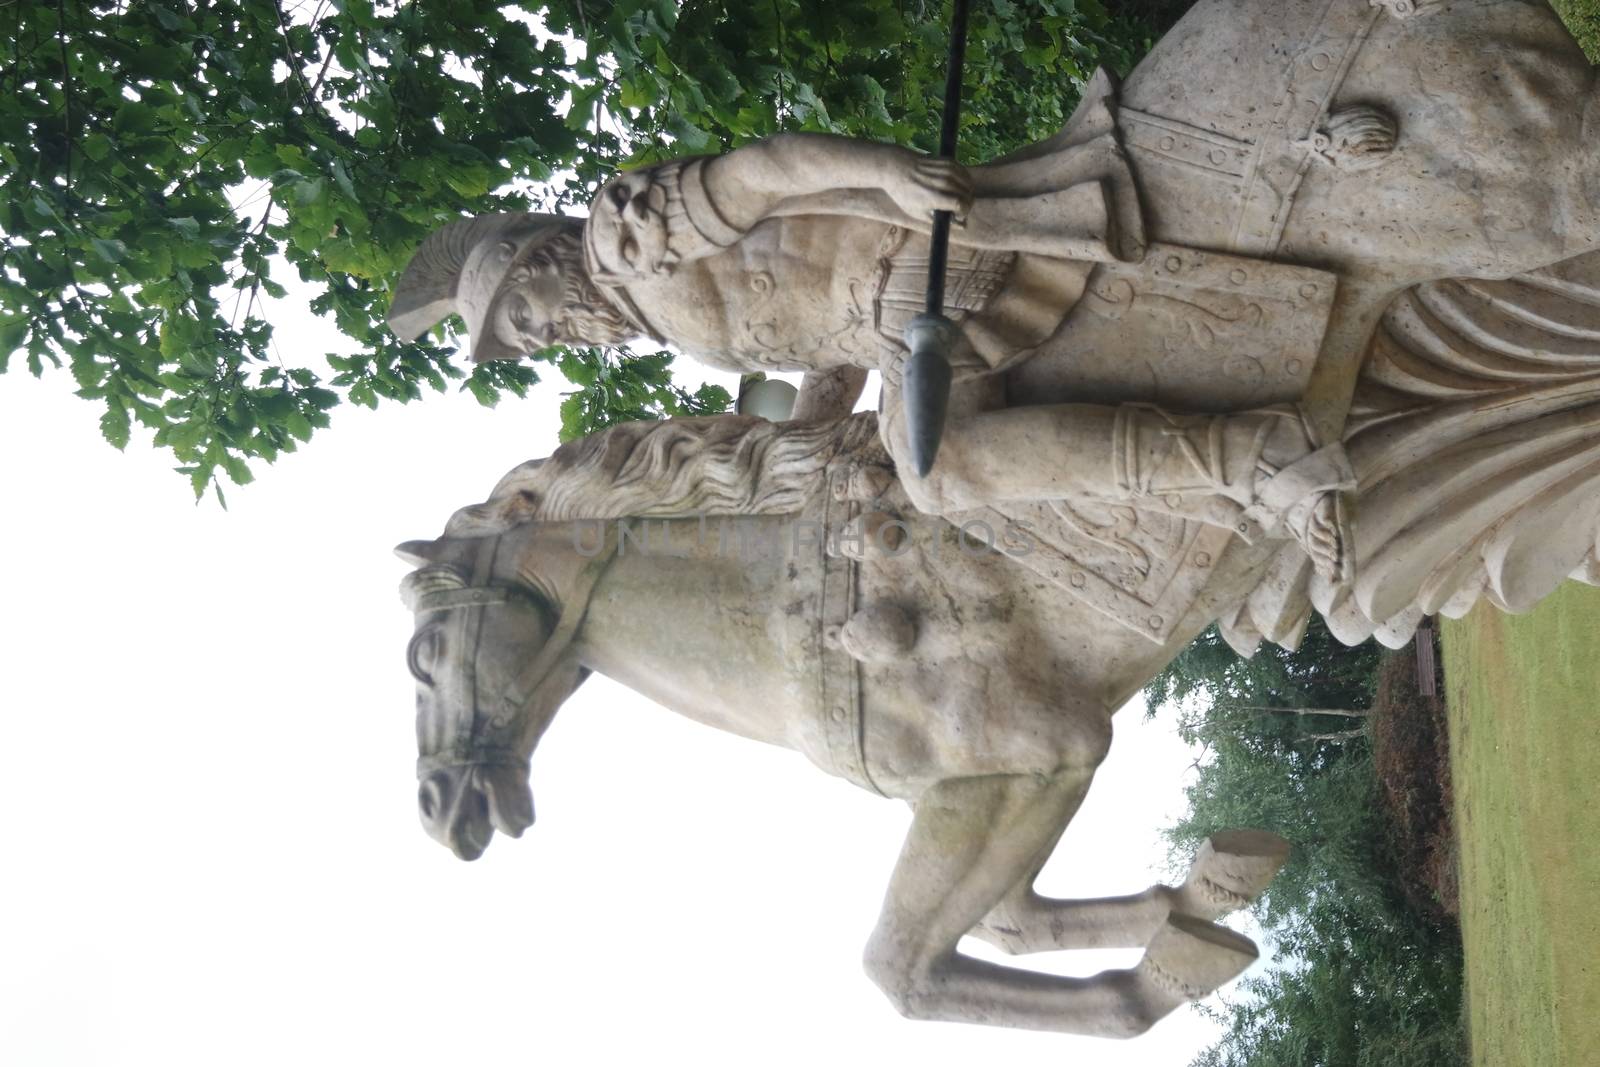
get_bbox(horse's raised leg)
[971,829,1290,956]
[862,772,1258,1037]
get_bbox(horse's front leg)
[971,829,1290,955]
[862,773,1258,1037]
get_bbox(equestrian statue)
[386,0,1600,1038]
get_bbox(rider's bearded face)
[493,238,633,352]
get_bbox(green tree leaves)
[1147,622,1467,1066]
[553,346,731,440]
[0,0,1173,496]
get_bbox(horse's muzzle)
[418,763,535,861]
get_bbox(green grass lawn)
[1553,0,1600,60]
[1439,7,1598,1064]
[1441,583,1600,1067]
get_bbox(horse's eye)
[609,182,631,210]
[407,628,440,686]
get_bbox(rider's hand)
[883,152,974,222]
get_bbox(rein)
[414,525,620,779]
[412,586,525,611]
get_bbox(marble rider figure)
[387,0,1600,1040]
[391,90,1356,581]
[394,0,1600,650]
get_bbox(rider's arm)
[585,134,970,283]
[700,133,967,233]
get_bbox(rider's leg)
[861,771,1258,1036]
[887,400,1353,578]
[925,404,1305,508]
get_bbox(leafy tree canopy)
[1145,619,1382,718]
[1173,717,1465,1067]
[1147,626,1465,1066]
[2,0,1172,498]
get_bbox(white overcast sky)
[0,279,1272,1064]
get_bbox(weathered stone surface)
[389,0,1600,1039]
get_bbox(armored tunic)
[580,116,1144,376]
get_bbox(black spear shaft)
[901,0,973,478]
[926,0,971,314]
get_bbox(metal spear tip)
[901,313,957,478]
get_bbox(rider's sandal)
[1243,440,1357,583]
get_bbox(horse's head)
[396,532,599,861]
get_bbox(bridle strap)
[415,749,523,778]
[413,525,621,779]
[413,586,523,611]
[500,526,620,716]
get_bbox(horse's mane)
[443,411,883,536]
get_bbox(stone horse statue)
[388,0,1600,1039]
[396,413,1290,1037]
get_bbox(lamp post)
[735,373,799,422]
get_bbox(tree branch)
[56,0,73,187]
[270,0,317,112]
[307,0,338,98]
[771,0,787,120]
[232,205,275,329]
[1301,728,1366,743]
[1230,705,1372,719]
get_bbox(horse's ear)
[395,539,452,566]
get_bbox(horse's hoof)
[1175,829,1291,919]
[1137,914,1258,1009]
